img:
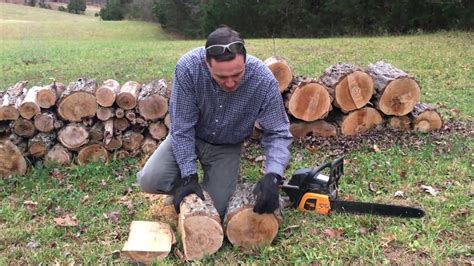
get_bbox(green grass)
[0,3,473,264]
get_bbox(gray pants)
[136,135,242,217]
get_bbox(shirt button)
[215,119,219,122]
[212,132,216,135]
[219,105,223,108]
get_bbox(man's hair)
[205,25,246,63]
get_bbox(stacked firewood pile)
[0,78,170,177]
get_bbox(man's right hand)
[173,173,205,213]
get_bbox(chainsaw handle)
[305,158,344,186]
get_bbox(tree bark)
[95,79,119,107]
[58,123,89,150]
[264,56,293,93]
[57,78,98,122]
[0,81,27,121]
[138,79,168,121]
[77,144,109,165]
[89,121,104,142]
[0,140,27,177]
[116,81,141,110]
[19,86,41,120]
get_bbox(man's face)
[207,55,245,92]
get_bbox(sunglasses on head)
[206,41,245,56]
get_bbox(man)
[137,25,292,218]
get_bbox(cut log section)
[264,56,293,93]
[164,114,171,129]
[77,144,109,165]
[19,86,41,120]
[36,84,59,108]
[114,149,129,159]
[0,140,27,177]
[138,79,168,121]
[104,135,123,151]
[290,120,337,139]
[148,121,168,140]
[45,144,72,165]
[288,82,332,121]
[13,118,36,137]
[223,183,281,250]
[178,192,223,261]
[366,61,421,116]
[122,131,144,152]
[28,132,56,157]
[57,78,98,122]
[142,137,158,154]
[95,79,119,107]
[34,112,57,133]
[122,221,176,264]
[116,81,141,110]
[89,122,104,142]
[410,103,443,132]
[114,117,129,132]
[339,107,383,135]
[58,123,89,150]
[0,81,27,121]
[388,116,411,131]
[96,107,114,121]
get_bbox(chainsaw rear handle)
[306,157,344,186]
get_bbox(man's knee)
[136,169,176,194]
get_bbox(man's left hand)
[253,173,282,214]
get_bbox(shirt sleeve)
[169,63,199,177]
[257,78,293,177]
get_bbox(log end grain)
[0,106,20,121]
[45,144,72,165]
[77,144,109,165]
[58,123,89,150]
[379,78,420,116]
[335,71,374,112]
[58,91,97,122]
[138,95,168,121]
[290,120,337,139]
[264,56,293,93]
[389,116,411,131]
[413,110,443,132]
[341,107,383,135]
[0,140,27,177]
[288,83,332,121]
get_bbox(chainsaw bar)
[330,200,425,218]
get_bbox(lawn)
[0,3,473,264]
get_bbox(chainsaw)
[281,158,425,218]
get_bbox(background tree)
[68,0,87,14]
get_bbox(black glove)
[253,173,282,214]
[173,173,205,213]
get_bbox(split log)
[138,79,168,121]
[148,121,168,140]
[13,118,36,137]
[122,131,144,152]
[77,144,109,165]
[28,132,56,157]
[319,63,374,113]
[114,149,129,159]
[410,103,443,132]
[57,78,98,122]
[96,107,114,121]
[142,137,158,154]
[0,140,27,177]
[45,144,72,165]
[290,120,337,139]
[388,116,411,131]
[288,81,332,121]
[264,56,293,93]
[122,221,176,263]
[34,112,57,133]
[178,192,223,261]
[224,183,281,250]
[58,123,89,150]
[103,119,113,145]
[338,107,383,135]
[114,117,129,132]
[19,86,41,120]
[366,61,420,116]
[95,79,119,107]
[36,83,60,108]
[116,81,141,110]
[0,81,27,121]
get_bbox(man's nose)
[225,78,236,88]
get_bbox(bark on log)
[288,81,332,121]
[0,121,11,135]
[58,123,89,150]
[34,111,57,133]
[366,61,421,116]
[319,63,374,113]
[77,144,109,165]
[96,107,114,121]
[410,103,443,132]
[142,137,158,154]
[178,192,223,261]
[223,183,281,250]
[45,144,72,165]
[122,221,176,263]
[89,122,104,142]
[19,86,41,120]
[264,56,293,93]
[122,130,144,152]
[95,79,119,107]
[57,78,98,122]
[28,132,56,157]
[148,121,168,140]
[388,116,411,131]
[103,119,113,145]
[0,81,27,121]
[338,107,383,135]
[13,118,36,137]
[36,84,59,108]
[117,81,141,110]
[0,140,27,177]
[138,79,168,121]
[290,120,337,139]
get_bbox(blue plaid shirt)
[169,47,292,177]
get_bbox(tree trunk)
[28,132,56,157]
[95,79,119,107]
[366,61,421,116]
[264,56,293,93]
[57,78,98,122]
[116,81,141,110]
[0,81,27,121]
[148,121,168,140]
[223,183,281,250]
[58,123,89,150]
[178,192,223,261]
[122,130,144,152]
[290,120,337,139]
[36,84,59,109]
[34,111,57,133]
[122,221,176,263]
[138,79,168,121]
[410,103,443,132]
[19,86,41,120]
[288,81,332,121]
[319,63,374,113]
[45,144,72,165]
[0,140,27,177]
[77,144,109,165]
[96,106,114,121]
[337,107,383,135]
[13,117,36,137]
